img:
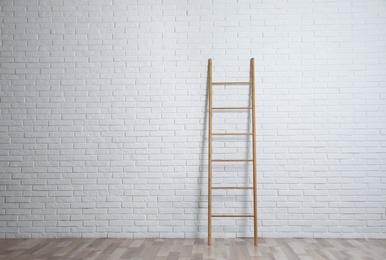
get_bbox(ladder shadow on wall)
[245,74,253,237]
[197,60,210,238]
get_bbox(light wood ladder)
[208,58,258,246]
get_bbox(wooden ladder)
[208,58,258,246]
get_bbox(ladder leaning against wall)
[207,58,258,246]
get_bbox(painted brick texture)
[1,0,386,239]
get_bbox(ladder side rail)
[251,58,258,246]
[208,59,213,246]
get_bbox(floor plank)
[0,238,385,260]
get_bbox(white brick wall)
[1,0,386,239]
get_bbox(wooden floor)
[0,238,385,260]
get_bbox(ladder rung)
[212,133,252,135]
[212,187,253,189]
[212,215,254,217]
[212,107,252,110]
[212,82,252,85]
[212,160,253,162]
